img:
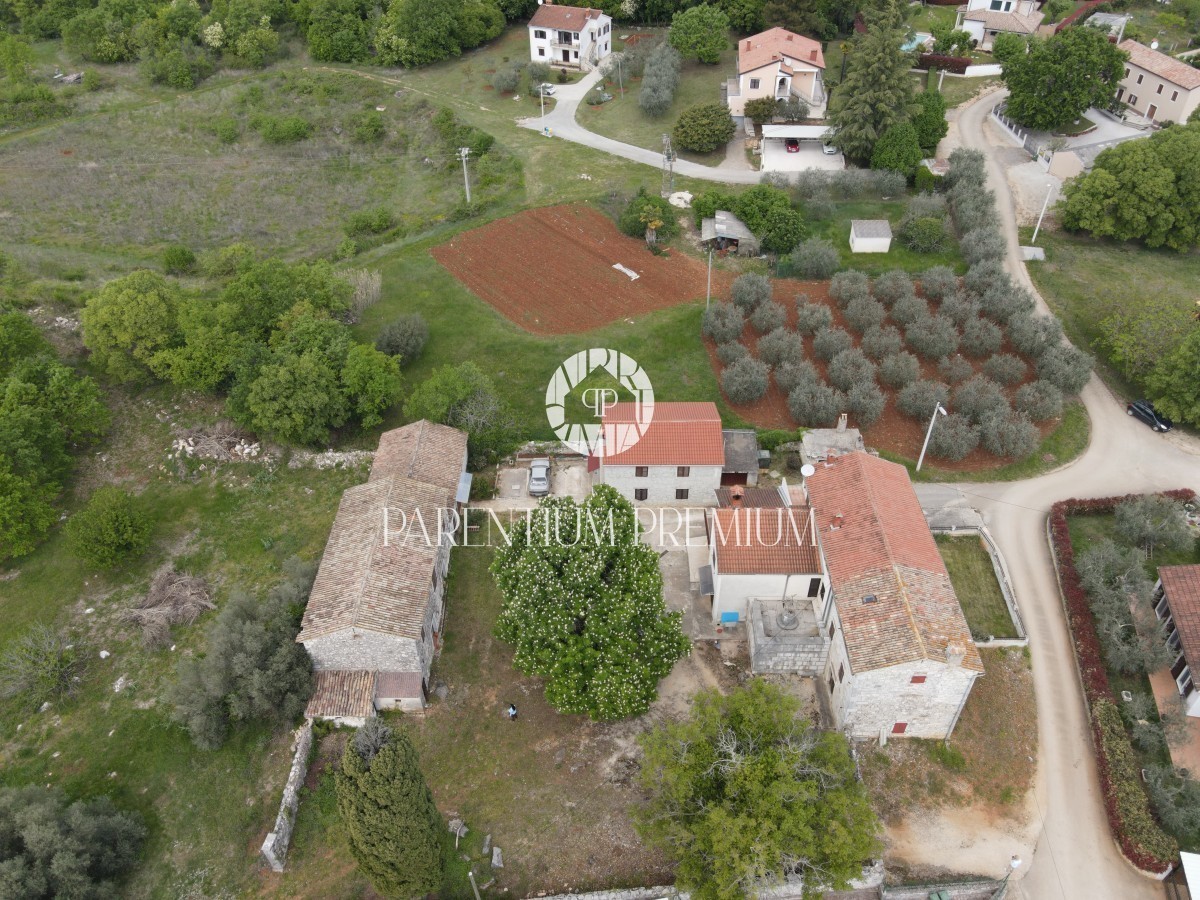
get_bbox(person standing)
[507,704,518,721]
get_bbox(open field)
[936,535,1018,640]
[804,198,966,275]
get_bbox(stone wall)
[598,465,723,504]
[748,599,830,675]
[260,721,314,872]
[846,661,980,741]
[305,629,421,675]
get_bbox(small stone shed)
[849,219,892,254]
[701,210,760,256]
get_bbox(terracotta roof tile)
[1120,40,1200,90]
[306,670,375,719]
[804,453,983,674]
[375,671,424,700]
[529,3,604,31]
[601,401,725,467]
[738,27,826,74]
[716,487,786,508]
[712,506,821,574]
[370,420,468,491]
[962,7,1044,34]
[1161,565,1200,671]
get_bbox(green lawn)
[1022,226,1200,402]
[911,70,1002,110]
[1054,115,1097,136]
[806,198,966,275]
[936,534,1018,640]
[576,30,736,164]
[906,4,960,34]
[1123,6,1199,54]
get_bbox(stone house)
[955,0,1044,51]
[1116,40,1200,125]
[1152,565,1200,717]
[298,421,469,723]
[801,452,984,740]
[724,27,827,130]
[528,2,612,71]
[593,402,725,504]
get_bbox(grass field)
[805,198,966,275]
[936,535,1018,640]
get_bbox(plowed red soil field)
[431,204,726,335]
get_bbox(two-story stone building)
[527,2,612,71]
[299,420,469,724]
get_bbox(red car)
[784,138,800,153]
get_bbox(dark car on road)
[1127,400,1173,432]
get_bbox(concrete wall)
[1118,63,1200,124]
[260,721,314,872]
[597,464,722,504]
[711,569,826,624]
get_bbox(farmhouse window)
[837,663,844,682]
[675,489,689,500]
[635,466,649,478]
[808,578,821,597]
[573,51,579,59]
[892,722,908,735]
[828,675,835,694]
[827,622,835,639]
[1124,67,1129,78]
[677,466,690,477]
[1137,73,1144,84]
[535,29,545,38]
[538,48,545,56]
[1172,90,1179,101]
[749,78,760,89]
[911,674,926,684]
[634,489,648,501]
[1157,84,1164,95]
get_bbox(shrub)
[963,259,1007,298]
[795,299,833,335]
[1037,344,1093,395]
[900,216,948,252]
[871,122,923,177]
[871,270,914,307]
[673,103,736,153]
[875,169,908,196]
[939,291,980,325]
[788,238,840,279]
[861,324,903,360]
[722,356,770,404]
[716,341,749,365]
[788,381,845,427]
[638,43,682,116]
[829,270,870,307]
[345,206,396,238]
[983,353,1026,386]
[847,381,885,427]
[953,374,1008,424]
[960,227,1006,265]
[528,61,551,84]
[619,189,679,241]
[1014,380,1063,421]
[812,325,853,361]
[960,316,1003,358]
[1008,313,1063,359]
[906,313,959,360]
[734,184,791,234]
[914,166,940,193]
[375,313,429,365]
[214,116,240,143]
[776,360,818,393]
[250,114,313,143]
[691,189,740,227]
[929,412,980,461]
[920,265,958,302]
[937,354,974,385]
[897,379,950,418]
[349,109,386,143]
[756,327,804,366]
[807,198,836,221]
[979,281,1035,325]
[980,410,1040,458]
[702,302,745,343]
[66,487,151,569]
[844,296,887,334]
[491,62,522,93]
[827,348,876,393]
[750,300,787,334]
[0,625,87,709]
[162,244,196,274]
[880,351,920,388]
[760,206,809,254]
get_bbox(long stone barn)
[298,420,471,725]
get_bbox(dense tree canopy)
[491,486,690,720]
[404,360,516,467]
[668,4,729,63]
[870,121,922,176]
[1002,27,1127,131]
[637,680,882,898]
[672,102,736,152]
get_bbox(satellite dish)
[800,463,816,478]
[1151,40,1159,49]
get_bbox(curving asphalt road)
[951,88,1200,900]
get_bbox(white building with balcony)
[725,27,826,130]
[528,2,612,71]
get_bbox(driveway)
[761,140,843,172]
[949,88,1200,900]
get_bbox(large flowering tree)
[491,485,690,720]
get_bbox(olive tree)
[731,273,773,312]
[788,381,846,427]
[983,353,1027,386]
[1115,495,1196,559]
[920,266,958,302]
[847,381,885,427]
[928,412,981,461]
[1037,344,1093,395]
[722,356,771,404]
[871,270,915,306]
[829,270,869,308]
[813,326,854,361]
[880,351,920,388]
[890,293,929,327]
[702,302,745,343]
[844,296,887,334]
[827,348,877,393]
[980,410,1040,458]
[1014,380,1064,421]
[751,300,788,334]
[757,327,804,366]
[960,316,1004,358]
[716,341,749,365]
[897,379,950,418]
[953,375,1008,424]
[789,238,840,279]
[937,354,974,385]
[905,313,959,361]
[776,360,818,394]
[939,291,981,326]
[796,299,833,335]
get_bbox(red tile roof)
[716,487,786,508]
[1120,40,1200,90]
[738,27,825,74]
[306,670,376,720]
[600,401,725,467]
[370,420,468,491]
[712,506,821,574]
[804,453,983,674]
[529,3,604,31]
[1161,565,1200,671]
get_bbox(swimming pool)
[902,31,933,52]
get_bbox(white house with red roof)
[1153,565,1200,718]
[528,2,612,70]
[594,401,725,504]
[799,452,984,740]
[1116,40,1200,125]
[725,27,827,126]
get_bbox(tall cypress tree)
[827,0,916,162]
[335,719,443,897]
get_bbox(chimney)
[836,413,848,432]
[786,33,793,41]
[744,39,751,51]
[730,485,745,509]
[831,513,843,530]
[810,49,817,60]
[945,642,966,668]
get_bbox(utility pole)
[458,147,472,205]
[661,133,675,195]
[916,402,947,472]
[617,54,624,97]
[1031,182,1054,245]
[706,246,713,308]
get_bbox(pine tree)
[827,0,915,162]
[335,719,443,897]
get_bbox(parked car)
[821,142,838,155]
[1127,400,1173,432]
[535,83,556,97]
[529,458,551,496]
[784,138,800,153]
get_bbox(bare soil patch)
[431,204,722,335]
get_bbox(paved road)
[518,69,763,184]
[952,89,1200,900]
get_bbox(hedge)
[916,53,971,74]
[1048,490,1196,873]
